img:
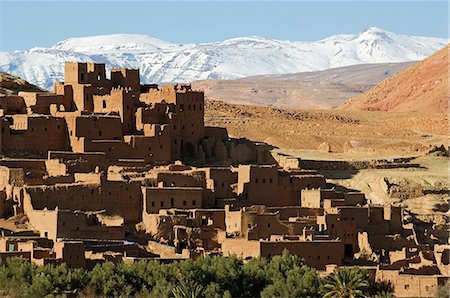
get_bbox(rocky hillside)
[339,44,449,112]
[0,72,46,95]
[205,100,449,153]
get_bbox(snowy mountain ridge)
[0,27,447,89]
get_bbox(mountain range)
[0,27,447,90]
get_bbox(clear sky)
[0,0,448,51]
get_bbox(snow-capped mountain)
[0,27,447,89]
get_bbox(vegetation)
[0,252,393,297]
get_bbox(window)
[255,178,259,183]
[98,73,101,81]
[193,104,196,111]
[183,200,187,206]
[160,145,163,149]
[331,224,335,229]
[160,201,164,207]
[269,178,273,183]
[170,197,174,207]
[44,127,47,132]
[262,178,266,183]
[80,73,85,81]
[267,223,271,228]
[102,100,106,109]
[317,255,321,260]
[151,201,155,207]
[404,285,409,290]
[199,104,202,110]
[192,200,196,205]
[180,104,184,111]
[188,104,191,111]
[99,131,102,137]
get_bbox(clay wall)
[301,189,323,208]
[221,238,260,259]
[66,114,123,141]
[19,92,68,114]
[140,85,204,159]
[376,270,448,298]
[153,171,206,188]
[2,116,69,154]
[237,165,279,205]
[111,68,140,92]
[225,206,242,235]
[384,205,403,234]
[192,209,226,230]
[0,95,26,114]
[260,240,344,270]
[204,126,228,140]
[23,180,142,223]
[278,173,327,206]
[47,151,106,173]
[243,212,290,240]
[54,241,86,269]
[142,187,204,215]
[237,165,326,207]
[344,192,367,206]
[203,167,235,199]
[93,88,139,134]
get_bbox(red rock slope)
[339,44,449,112]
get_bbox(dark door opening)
[344,244,353,258]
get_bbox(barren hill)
[339,44,449,112]
[0,72,46,95]
[205,100,449,153]
[193,62,413,109]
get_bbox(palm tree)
[321,268,370,298]
[171,278,203,298]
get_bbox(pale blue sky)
[0,1,448,51]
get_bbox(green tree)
[321,268,370,298]
[172,278,203,298]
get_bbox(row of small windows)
[151,198,197,207]
[179,104,202,112]
[254,178,273,184]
